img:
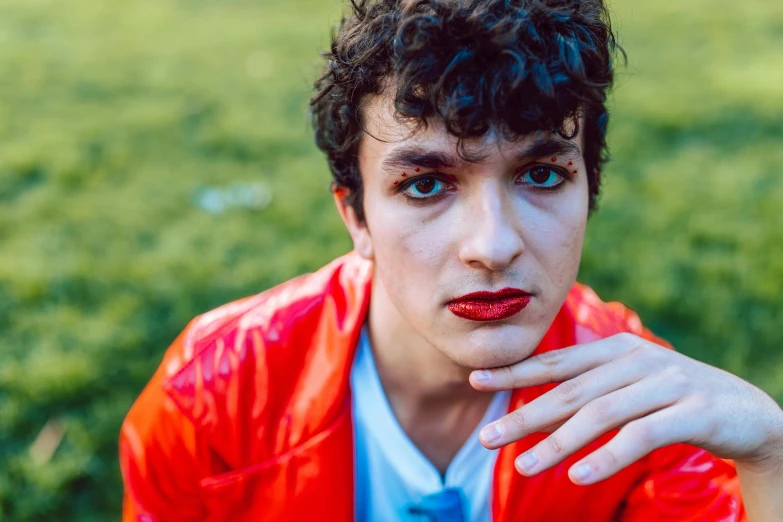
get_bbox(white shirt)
[350,328,511,522]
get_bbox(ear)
[333,187,374,260]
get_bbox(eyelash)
[396,164,571,202]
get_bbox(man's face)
[343,93,590,370]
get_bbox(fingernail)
[516,450,539,473]
[480,423,503,444]
[572,463,592,482]
[473,370,492,384]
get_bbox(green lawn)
[0,0,781,519]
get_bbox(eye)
[401,176,449,199]
[517,166,565,189]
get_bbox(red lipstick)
[447,288,532,322]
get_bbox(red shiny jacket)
[120,252,746,521]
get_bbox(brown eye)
[529,167,552,184]
[518,166,564,189]
[413,178,436,194]
[401,176,449,200]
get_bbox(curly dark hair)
[311,0,621,221]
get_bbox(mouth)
[447,288,532,322]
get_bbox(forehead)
[359,90,583,168]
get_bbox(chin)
[449,323,543,370]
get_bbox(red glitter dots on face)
[448,174,457,181]
[572,170,577,174]
[568,161,573,167]
[393,180,399,185]
[401,173,407,177]
[551,157,557,162]
[415,168,420,172]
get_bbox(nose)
[458,181,524,272]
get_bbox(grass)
[0,0,781,519]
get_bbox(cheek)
[554,220,586,281]
[367,202,455,306]
[371,203,454,269]
[526,195,588,285]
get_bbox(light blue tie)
[407,488,466,522]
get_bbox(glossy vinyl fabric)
[120,252,746,521]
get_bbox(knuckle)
[691,406,718,441]
[633,342,655,358]
[584,398,614,427]
[629,339,665,363]
[650,347,670,365]
[507,409,527,430]
[554,378,582,405]
[701,411,720,441]
[598,444,619,469]
[662,365,690,393]
[615,332,639,346]
[537,349,564,367]
[627,420,659,447]
[499,365,515,383]
[533,350,565,382]
[547,434,564,454]
[688,392,712,412]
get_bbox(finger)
[470,332,649,392]
[511,369,685,475]
[479,351,650,448]
[566,403,695,485]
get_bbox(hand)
[470,333,783,485]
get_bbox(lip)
[447,288,532,322]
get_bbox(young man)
[120,0,783,520]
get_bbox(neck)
[367,276,496,473]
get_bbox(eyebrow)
[380,137,581,172]
[522,137,581,161]
[381,147,459,172]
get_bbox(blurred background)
[0,0,781,519]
